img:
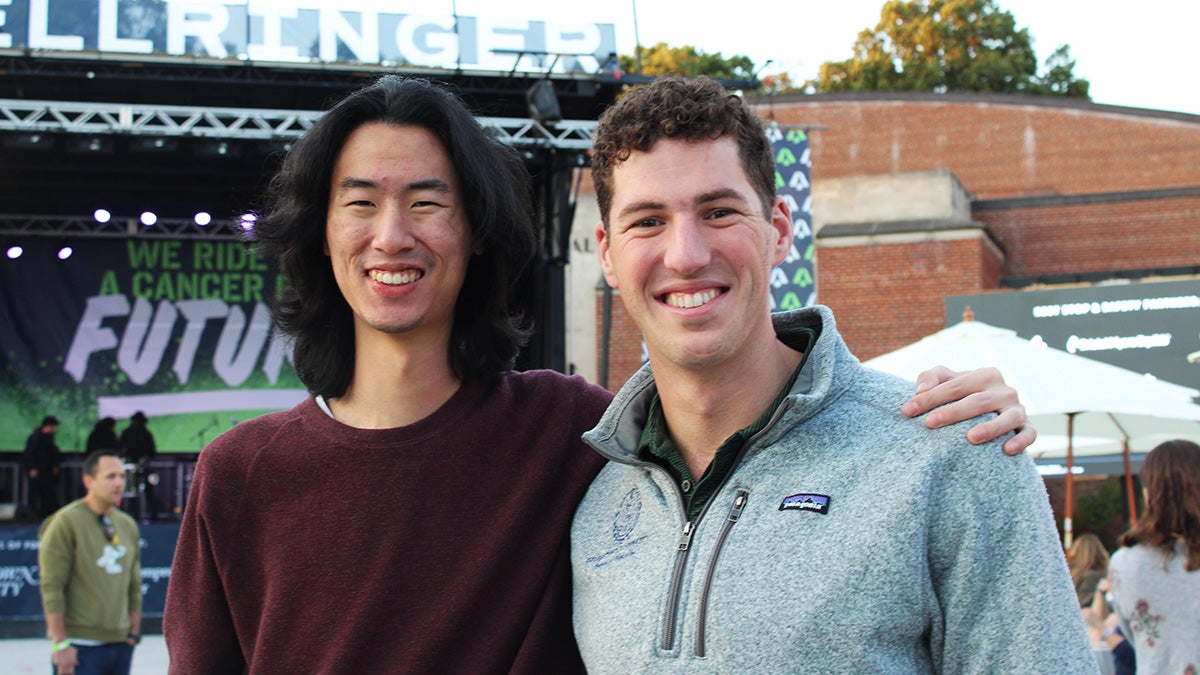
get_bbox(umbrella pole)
[1064,412,1076,551]
[1124,440,1137,527]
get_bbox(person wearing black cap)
[118,412,156,464]
[120,412,157,521]
[23,415,63,520]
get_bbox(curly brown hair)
[591,76,776,227]
[1118,439,1200,571]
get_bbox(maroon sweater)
[164,370,611,673]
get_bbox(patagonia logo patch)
[779,493,830,514]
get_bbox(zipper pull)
[677,521,694,551]
[727,491,748,522]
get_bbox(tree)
[814,0,1089,98]
[1033,44,1090,97]
[619,42,756,80]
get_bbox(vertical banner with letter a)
[768,126,815,311]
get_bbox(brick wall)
[819,237,1003,360]
[760,93,1200,359]
[755,94,1200,197]
[976,197,1200,277]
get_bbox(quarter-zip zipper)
[588,394,796,655]
[694,490,749,657]
[653,404,790,655]
[661,520,696,650]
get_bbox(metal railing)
[0,457,196,523]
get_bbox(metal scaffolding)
[0,98,597,149]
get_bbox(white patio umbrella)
[865,314,1200,548]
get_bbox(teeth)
[665,289,719,309]
[370,269,421,285]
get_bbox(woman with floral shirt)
[1110,439,1200,674]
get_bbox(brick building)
[581,91,1200,391]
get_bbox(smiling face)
[325,123,473,350]
[598,136,793,372]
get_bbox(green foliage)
[814,0,1089,98]
[1032,44,1090,97]
[1075,478,1130,551]
[619,42,756,80]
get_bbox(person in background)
[1092,578,1137,675]
[119,411,157,521]
[23,415,62,520]
[38,449,143,675]
[1070,533,1126,673]
[87,417,119,454]
[1071,532,1110,612]
[1109,438,1200,673]
[163,75,1038,673]
[118,412,156,464]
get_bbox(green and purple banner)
[0,237,306,452]
[768,125,815,311]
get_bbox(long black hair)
[253,76,536,397]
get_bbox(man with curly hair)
[570,76,1094,671]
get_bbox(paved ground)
[5,635,169,673]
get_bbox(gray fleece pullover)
[571,305,1097,673]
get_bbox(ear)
[596,221,619,288]
[768,196,794,267]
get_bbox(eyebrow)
[335,177,376,193]
[614,187,750,220]
[334,177,454,194]
[615,199,665,221]
[696,187,749,206]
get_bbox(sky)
[451,0,1200,117]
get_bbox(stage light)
[94,209,111,223]
[132,137,179,153]
[239,213,257,231]
[57,246,73,260]
[68,136,114,154]
[194,212,212,226]
[140,211,158,226]
[196,140,240,158]
[3,132,51,150]
[6,246,22,259]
